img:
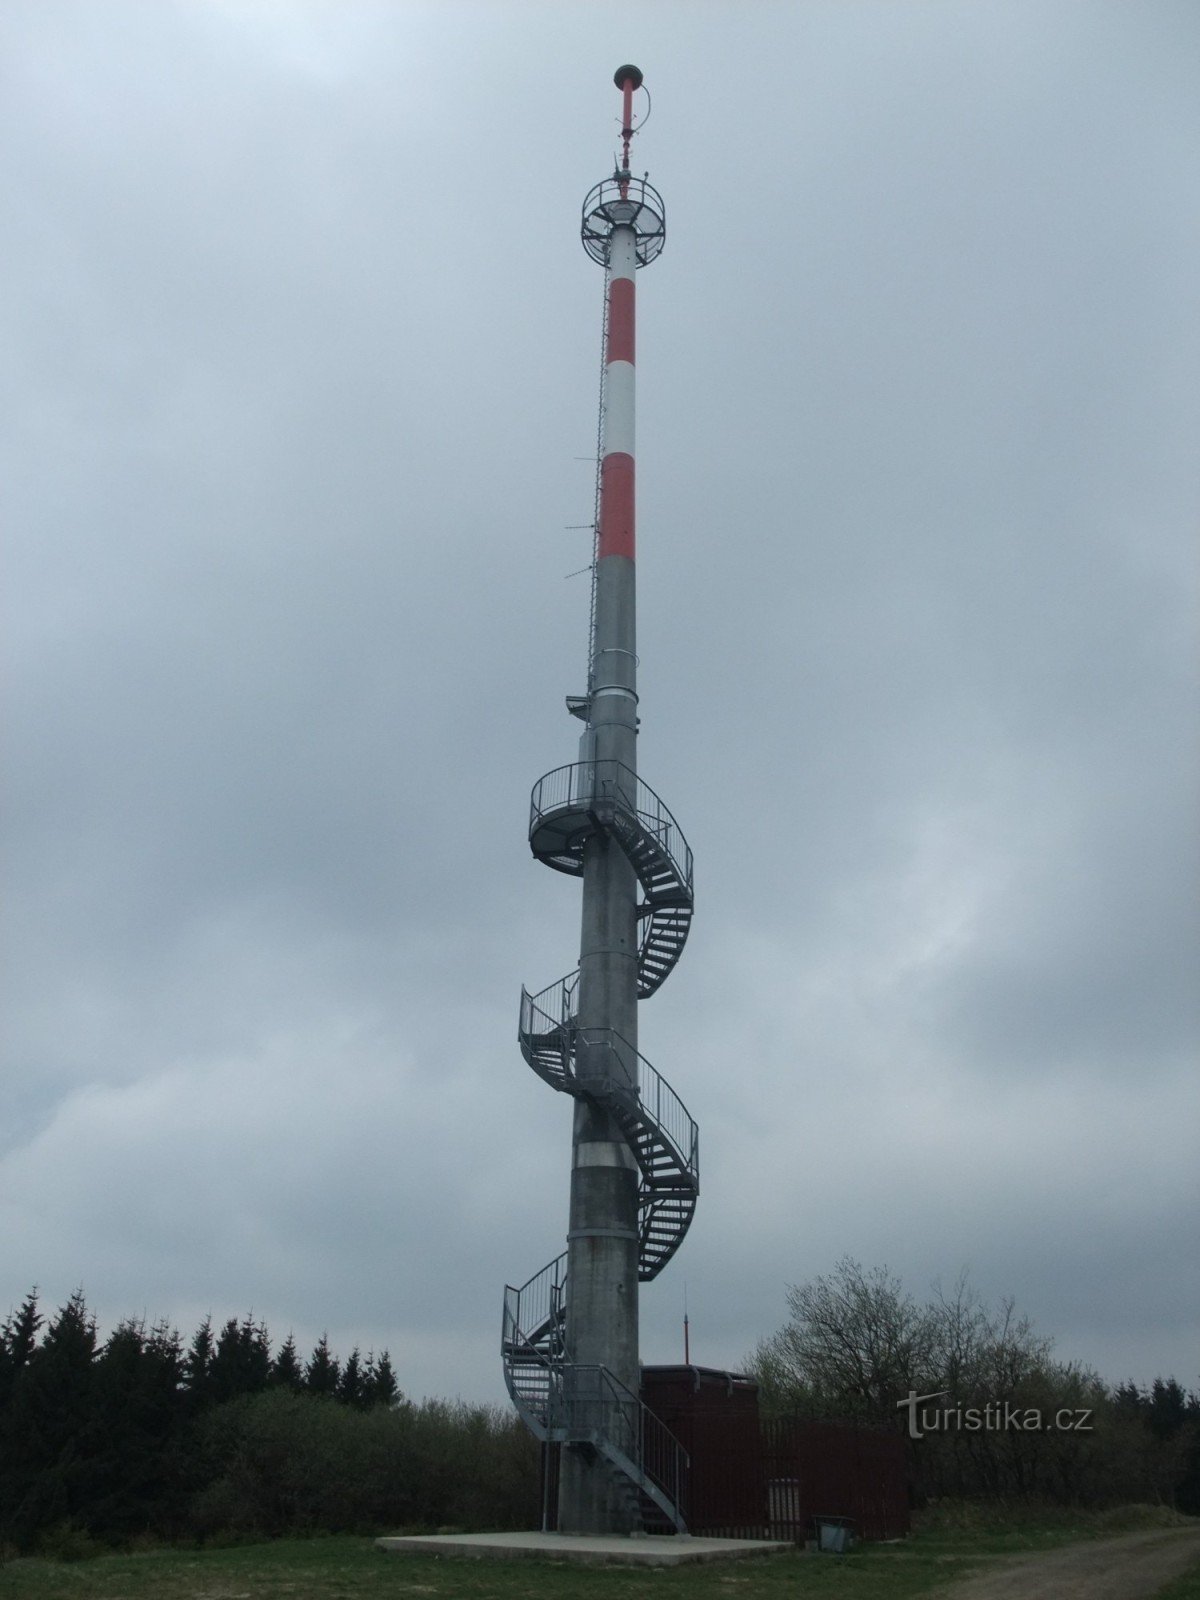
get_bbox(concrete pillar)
[558,220,641,1534]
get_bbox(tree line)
[747,1257,1200,1513]
[7,1267,1194,1556]
[0,1289,537,1555]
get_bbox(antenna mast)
[502,67,696,1539]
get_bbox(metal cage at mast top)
[580,177,666,266]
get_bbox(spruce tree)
[183,1316,215,1411]
[1113,1380,1144,1417]
[305,1334,340,1398]
[3,1291,43,1373]
[270,1333,305,1393]
[6,1290,98,1548]
[90,1318,187,1538]
[209,1315,271,1404]
[1149,1376,1189,1439]
[338,1347,364,1409]
[0,1292,43,1546]
[363,1349,400,1410]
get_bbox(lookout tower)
[502,66,698,1536]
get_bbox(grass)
[1153,1567,1200,1600]
[0,1506,1194,1600]
[909,1496,1194,1553]
[0,1537,968,1600]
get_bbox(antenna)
[613,63,643,195]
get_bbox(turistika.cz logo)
[897,1389,1094,1441]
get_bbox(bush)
[191,1390,538,1538]
[34,1524,105,1562]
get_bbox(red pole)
[613,64,643,197]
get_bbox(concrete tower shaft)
[560,210,642,1536]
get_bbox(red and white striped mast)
[595,66,642,571]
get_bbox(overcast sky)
[3,0,1197,1407]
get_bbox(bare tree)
[750,1256,937,1422]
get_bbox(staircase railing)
[519,972,579,1044]
[517,983,699,1187]
[574,1027,699,1183]
[530,761,693,892]
[565,1363,688,1529]
[512,752,696,1530]
[504,1252,568,1355]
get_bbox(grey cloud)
[2,0,1196,1403]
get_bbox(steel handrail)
[565,1363,687,1517]
[575,1027,699,1182]
[519,972,579,1043]
[518,978,698,1183]
[581,175,666,268]
[503,1252,568,1354]
[504,1257,688,1514]
[530,761,693,893]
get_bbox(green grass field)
[0,1537,978,1600]
[0,1505,1193,1600]
[1153,1570,1200,1600]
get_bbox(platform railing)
[581,175,666,267]
[503,1253,568,1361]
[519,972,579,1046]
[530,761,693,893]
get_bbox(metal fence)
[706,1417,910,1543]
[534,1408,908,1543]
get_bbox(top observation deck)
[581,176,666,267]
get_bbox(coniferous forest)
[0,1289,538,1554]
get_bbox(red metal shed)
[639,1365,910,1542]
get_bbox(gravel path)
[941,1527,1200,1600]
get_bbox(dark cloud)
[2,0,1196,1402]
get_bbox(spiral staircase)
[502,759,698,1532]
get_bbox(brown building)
[638,1365,910,1543]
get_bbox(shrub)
[190,1390,538,1537]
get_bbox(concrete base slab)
[376,1530,794,1567]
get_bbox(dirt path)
[941,1527,1200,1600]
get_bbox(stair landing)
[376,1531,793,1566]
